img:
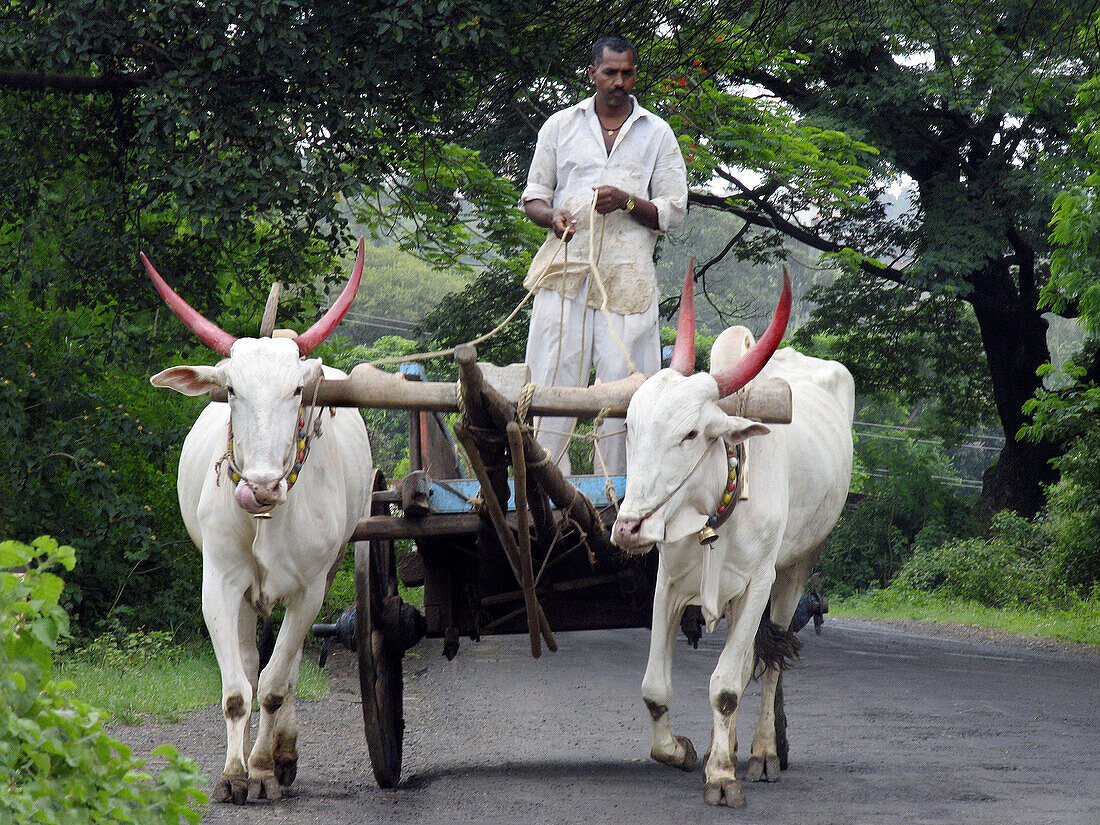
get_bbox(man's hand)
[593,185,630,214]
[592,185,660,231]
[524,199,577,239]
[551,208,577,240]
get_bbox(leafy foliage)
[1,0,546,250]
[897,512,1053,608]
[817,409,977,597]
[0,292,203,633]
[340,243,471,344]
[1021,31,1100,593]
[328,336,423,477]
[0,536,206,823]
[417,263,534,368]
[1044,71,1100,334]
[1041,429,1100,591]
[406,0,1100,513]
[793,273,997,441]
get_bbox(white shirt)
[521,96,688,314]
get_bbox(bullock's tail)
[754,601,801,675]
[258,617,277,674]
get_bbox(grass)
[831,587,1100,647]
[57,641,330,725]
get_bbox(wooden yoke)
[207,365,792,423]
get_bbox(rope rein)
[214,378,326,495]
[370,191,639,373]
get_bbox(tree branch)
[0,70,153,94]
[688,191,909,285]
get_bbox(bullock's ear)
[150,365,225,396]
[299,357,324,388]
[707,414,770,445]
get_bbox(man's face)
[588,48,636,109]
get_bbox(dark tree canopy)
[726,0,1099,516]
[0,0,546,318]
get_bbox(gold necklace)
[597,117,623,136]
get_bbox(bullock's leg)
[641,580,696,771]
[704,577,773,807]
[746,563,809,783]
[202,566,255,804]
[246,583,324,799]
[239,602,260,693]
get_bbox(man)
[521,35,688,475]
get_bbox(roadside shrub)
[64,625,182,670]
[0,536,206,823]
[1043,429,1100,592]
[817,427,977,597]
[896,511,1054,608]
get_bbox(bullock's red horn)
[293,237,365,357]
[141,253,237,356]
[712,267,792,398]
[669,258,696,375]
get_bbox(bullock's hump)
[710,325,756,368]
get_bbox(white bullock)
[612,265,853,807]
[146,243,371,804]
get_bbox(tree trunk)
[968,266,1060,517]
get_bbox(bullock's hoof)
[651,735,697,771]
[248,772,285,801]
[213,774,249,805]
[273,732,299,787]
[703,779,746,808]
[745,754,781,782]
[275,755,298,788]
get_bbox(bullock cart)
[299,342,794,789]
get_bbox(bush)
[1043,429,1100,592]
[63,626,182,670]
[896,512,1055,608]
[0,536,206,823]
[816,424,977,597]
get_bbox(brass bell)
[697,525,719,545]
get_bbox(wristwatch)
[624,196,635,213]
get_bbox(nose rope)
[636,437,724,522]
[214,377,325,496]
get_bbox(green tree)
[0,536,206,823]
[793,274,996,442]
[0,0,548,325]
[0,1,546,634]
[340,242,471,344]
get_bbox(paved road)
[119,619,1100,824]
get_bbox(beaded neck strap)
[220,403,319,494]
[697,441,745,545]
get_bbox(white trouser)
[525,278,661,476]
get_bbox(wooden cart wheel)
[356,470,404,788]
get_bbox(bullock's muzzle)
[611,515,659,554]
[235,479,284,516]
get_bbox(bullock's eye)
[226,386,235,398]
[682,429,698,442]
[293,386,303,397]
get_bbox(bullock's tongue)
[235,480,274,515]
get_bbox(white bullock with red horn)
[612,262,853,808]
[146,241,371,804]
